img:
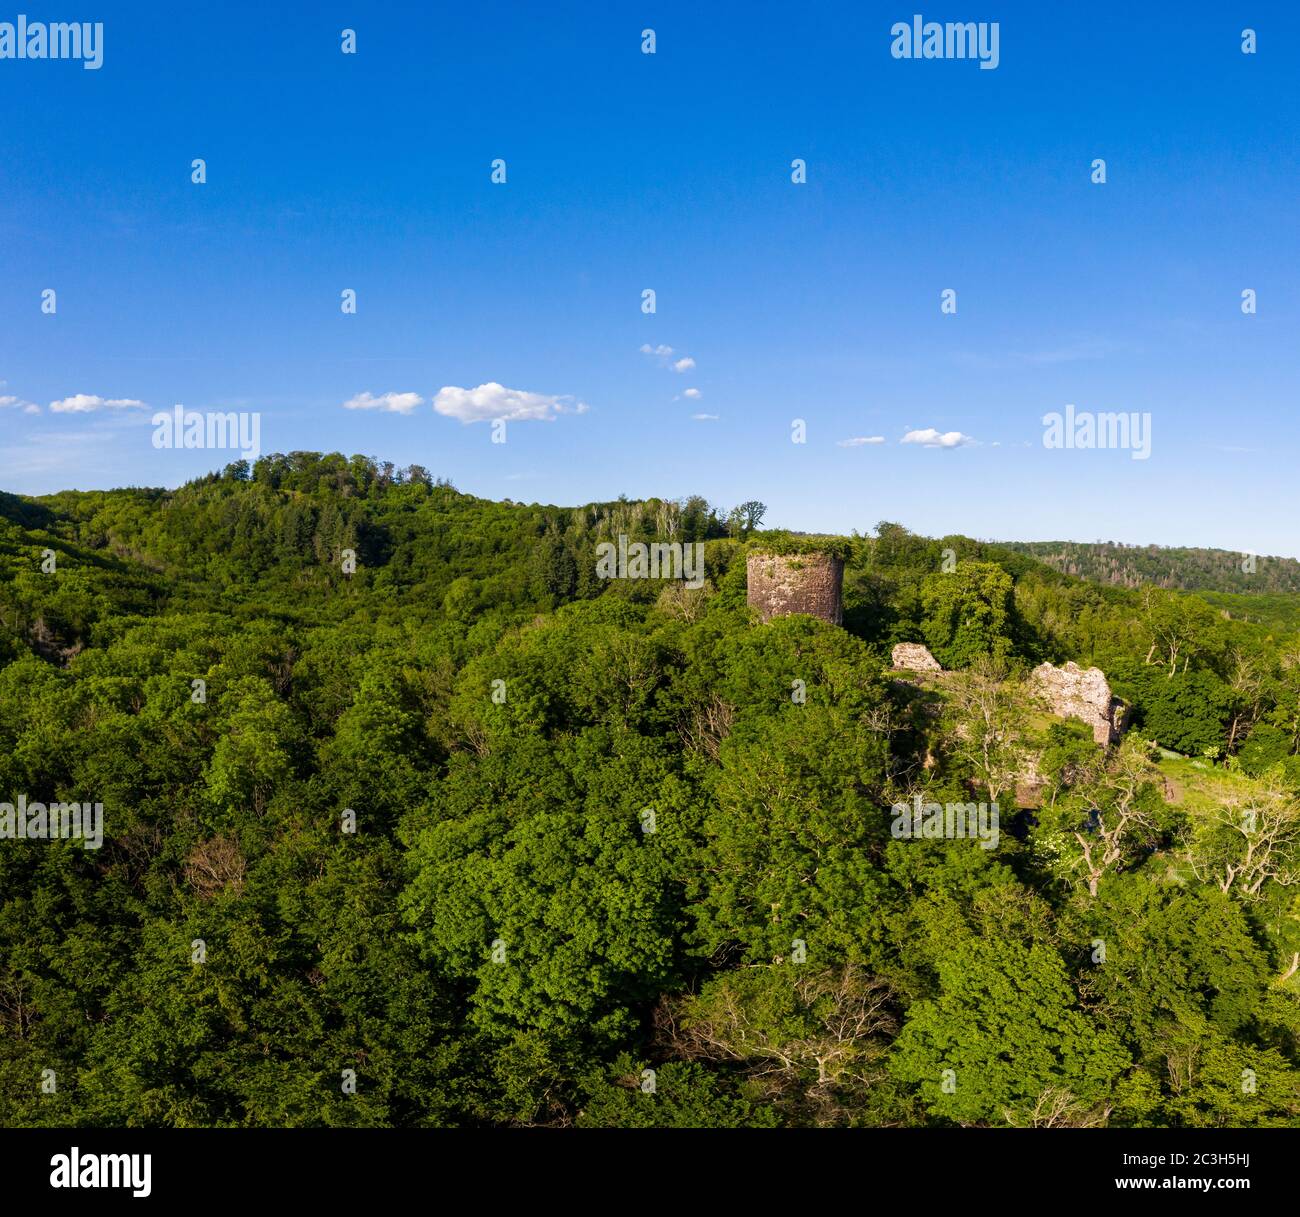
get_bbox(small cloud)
[691,413,719,421]
[49,394,147,414]
[837,436,885,448]
[342,391,424,415]
[950,338,1135,371]
[641,345,697,373]
[682,387,702,399]
[0,396,40,414]
[901,428,976,449]
[433,382,588,424]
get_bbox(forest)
[1000,538,1300,597]
[1,451,1298,1128]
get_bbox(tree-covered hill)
[1000,538,1300,596]
[2,454,1299,1129]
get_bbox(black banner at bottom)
[3,1126,1291,1205]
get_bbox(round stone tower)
[746,549,844,625]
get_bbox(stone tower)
[746,550,844,625]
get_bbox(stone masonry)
[746,551,843,625]
[1032,660,1127,746]
[891,642,942,672]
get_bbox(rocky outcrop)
[746,552,843,625]
[1032,661,1127,746]
[891,642,942,672]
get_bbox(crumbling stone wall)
[1032,660,1127,746]
[891,642,942,672]
[746,551,843,625]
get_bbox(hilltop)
[1001,539,1300,596]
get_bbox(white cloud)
[342,391,424,415]
[901,428,975,449]
[433,382,588,424]
[682,388,702,399]
[838,435,885,447]
[49,394,147,414]
[0,395,40,414]
[641,344,698,373]
[691,413,719,421]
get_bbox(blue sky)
[2,2,1297,555]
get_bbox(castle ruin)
[1032,661,1128,746]
[891,642,942,672]
[746,550,844,625]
